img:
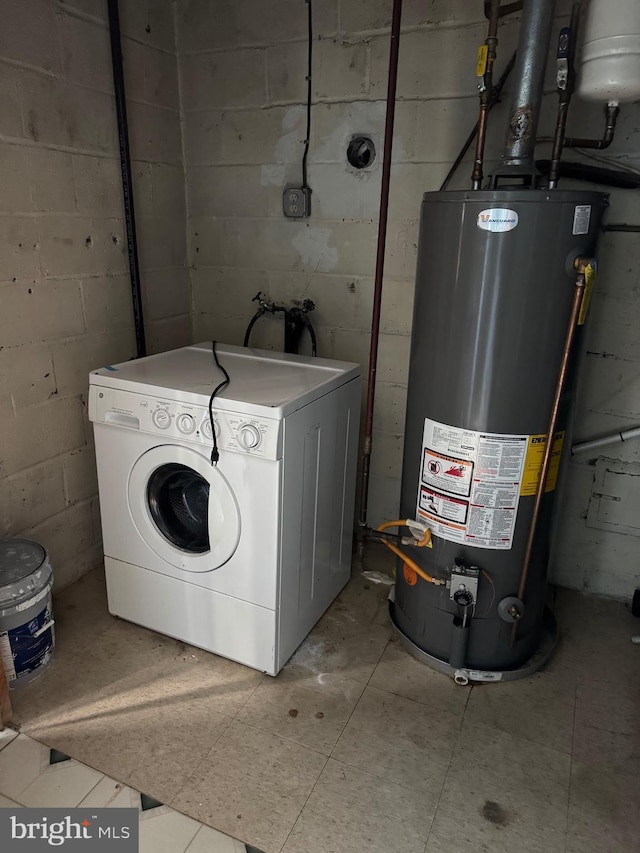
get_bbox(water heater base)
[388,589,559,685]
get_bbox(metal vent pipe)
[502,0,556,170]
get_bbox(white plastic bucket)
[0,539,55,689]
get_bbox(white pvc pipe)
[571,425,640,455]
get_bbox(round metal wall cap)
[347,136,376,170]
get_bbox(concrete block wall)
[0,0,188,589]
[177,0,640,599]
[176,0,511,528]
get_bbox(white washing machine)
[89,343,361,675]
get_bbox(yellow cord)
[376,520,443,586]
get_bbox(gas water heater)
[387,0,624,682]
[392,189,605,679]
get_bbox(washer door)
[128,445,240,572]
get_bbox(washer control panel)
[89,386,282,460]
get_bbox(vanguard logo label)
[477,208,519,232]
[0,809,138,851]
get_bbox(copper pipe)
[472,0,500,189]
[472,107,489,191]
[358,0,403,532]
[563,102,620,150]
[548,1,581,188]
[511,262,588,643]
[548,100,570,189]
[441,51,516,192]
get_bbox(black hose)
[244,310,318,356]
[536,160,640,189]
[107,0,146,359]
[307,320,318,357]
[243,311,264,348]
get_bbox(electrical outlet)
[283,186,311,218]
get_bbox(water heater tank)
[578,0,640,103]
[393,189,607,678]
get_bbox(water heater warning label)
[419,486,468,524]
[421,449,473,496]
[572,204,591,235]
[417,419,528,550]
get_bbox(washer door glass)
[147,463,210,553]
[128,445,240,572]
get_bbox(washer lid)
[0,539,52,605]
[89,343,361,418]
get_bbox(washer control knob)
[152,409,171,430]
[177,413,195,434]
[201,418,216,440]
[238,423,261,450]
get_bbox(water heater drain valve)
[498,596,525,623]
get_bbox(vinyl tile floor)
[9,549,640,853]
[0,729,248,852]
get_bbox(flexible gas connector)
[376,520,445,586]
[378,518,432,547]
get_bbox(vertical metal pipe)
[358,0,403,530]
[107,0,147,359]
[549,1,581,188]
[441,52,516,192]
[472,0,501,189]
[502,0,556,169]
[548,100,570,188]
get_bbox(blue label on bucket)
[0,604,54,682]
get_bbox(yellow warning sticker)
[521,432,565,496]
[476,44,488,77]
[578,261,597,325]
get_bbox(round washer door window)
[147,463,210,553]
[128,445,240,572]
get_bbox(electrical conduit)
[107,0,146,359]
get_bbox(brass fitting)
[573,256,593,275]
